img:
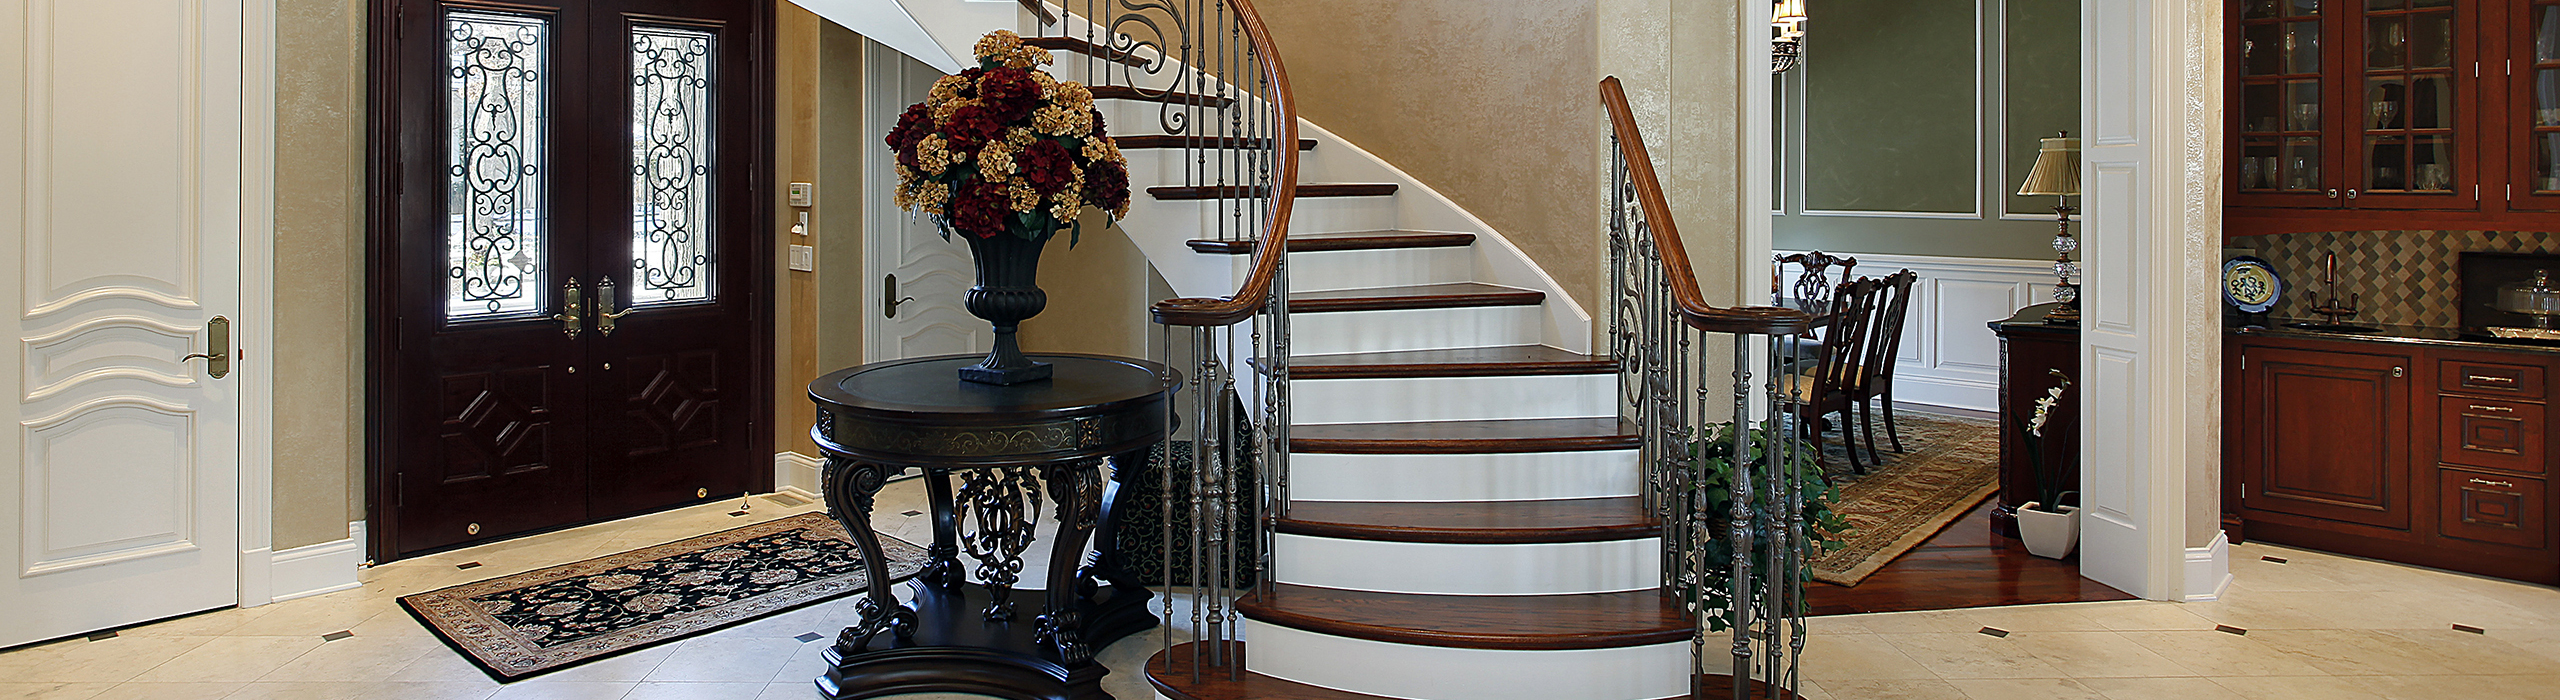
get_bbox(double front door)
[383,0,761,556]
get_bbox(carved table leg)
[1036,459,1105,666]
[820,456,915,654]
[919,467,964,590]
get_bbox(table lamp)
[2017,132,2081,325]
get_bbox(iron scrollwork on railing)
[1604,76,1818,699]
[1023,0,1297,680]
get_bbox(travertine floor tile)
[640,638,801,683]
[1882,633,2070,680]
[224,681,496,700]
[2076,676,2247,700]
[1805,678,1967,700]
[1797,633,1938,681]
[2005,631,2199,678]
[621,681,768,700]
[81,683,249,700]
[131,636,322,683]
[2114,631,2327,677]
[0,637,212,684]
[0,683,111,700]
[2205,675,2389,699]
[484,681,634,700]
[1943,677,2106,700]
[257,635,444,683]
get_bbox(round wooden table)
[807,353,1170,700]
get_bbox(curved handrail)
[1599,76,1809,336]
[1145,0,1297,328]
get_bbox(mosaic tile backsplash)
[2228,230,2560,328]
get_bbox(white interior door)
[863,39,983,362]
[0,0,247,646]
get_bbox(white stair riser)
[1133,190,1399,237]
[1244,623,1689,700]
[1273,535,1659,595]
[1290,306,1541,356]
[1292,373,1612,425]
[1256,246,1475,292]
[1291,450,1641,502]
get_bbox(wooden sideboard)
[2227,329,2559,585]
[1992,303,2079,540]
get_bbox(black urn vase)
[958,230,1055,385]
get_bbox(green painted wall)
[1774,0,2080,261]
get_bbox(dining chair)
[1773,252,1858,369]
[1786,276,1884,473]
[1854,270,1919,459]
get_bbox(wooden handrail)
[1015,0,1058,26]
[1146,0,1298,328]
[1599,76,1809,336]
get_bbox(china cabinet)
[2224,0,2560,235]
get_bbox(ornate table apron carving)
[807,353,1170,700]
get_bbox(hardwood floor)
[1805,499,2135,616]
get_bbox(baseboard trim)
[2184,531,2232,602]
[774,452,823,497]
[267,521,366,603]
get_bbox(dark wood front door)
[376,0,765,557]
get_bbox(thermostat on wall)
[788,182,813,208]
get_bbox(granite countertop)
[2231,320,2560,355]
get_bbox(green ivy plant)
[1684,420,1848,632]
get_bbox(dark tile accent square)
[2216,625,2248,635]
[1978,627,2009,638]
[457,562,482,570]
[729,511,749,517]
[321,630,354,641]
[795,632,824,643]
[2454,624,2487,634]
[902,511,923,517]
[2262,556,2289,564]
[86,631,118,642]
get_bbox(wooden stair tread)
[1186,230,1475,255]
[1148,642,1384,700]
[1091,84,1235,107]
[1149,183,1399,200]
[1278,497,1656,544]
[1237,584,1690,650]
[1288,282,1543,313]
[1289,345,1614,379]
[1021,36,1150,67]
[1119,135,1317,151]
[1291,417,1638,454]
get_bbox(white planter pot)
[2016,502,2080,559]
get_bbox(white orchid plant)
[2017,369,2074,514]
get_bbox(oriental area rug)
[1807,410,2000,586]
[401,512,928,681]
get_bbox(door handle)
[180,315,231,379]
[551,278,583,338]
[597,278,636,336]
[884,274,918,319]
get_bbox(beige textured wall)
[1018,219,1154,358]
[273,0,366,551]
[776,4,822,457]
[816,25,868,373]
[1251,0,1604,315]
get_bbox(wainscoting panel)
[1775,252,2057,412]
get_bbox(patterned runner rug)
[1808,410,2000,586]
[402,512,928,681]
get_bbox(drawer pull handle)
[2469,478,2518,489]
[2467,374,2517,385]
[2471,405,2517,413]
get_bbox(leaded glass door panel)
[2347,0,2476,210]
[383,0,760,557]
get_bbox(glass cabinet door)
[2236,0,2340,205]
[2514,0,2560,209]
[2351,0,2470,208]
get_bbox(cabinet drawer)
[2438,360,2546,399]
[2437,397,2547,475]
[2438,469,2548,550]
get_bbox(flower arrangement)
[886,30,1132,245]
[2016,369,2075,514]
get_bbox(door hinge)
[395,4,404,39]
[395,474,405,507]
[2240,354,2247,370]
[2476,184,2482,201]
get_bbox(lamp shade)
[2017,136,2081,196]
[1773,0,1807,25]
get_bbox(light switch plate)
[788,182,813,207]
[788,244,815,271]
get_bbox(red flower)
[887,103,932,168]
[1088,108,1109,138]
[950,179,1011,238]
[953,68,985,99]
[942,103,1005,153]
[977,68,1042,122]
[1083,158,1130,215]
[1019,139,1077,195]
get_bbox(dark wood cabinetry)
[2227,333,2560,584]
[2224,0,2560,236]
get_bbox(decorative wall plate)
[2223,256,2282,313]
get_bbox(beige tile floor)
[3,476,2555,700]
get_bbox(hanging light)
[1772,0,1808,73]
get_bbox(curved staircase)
[1139,214,1690,700]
